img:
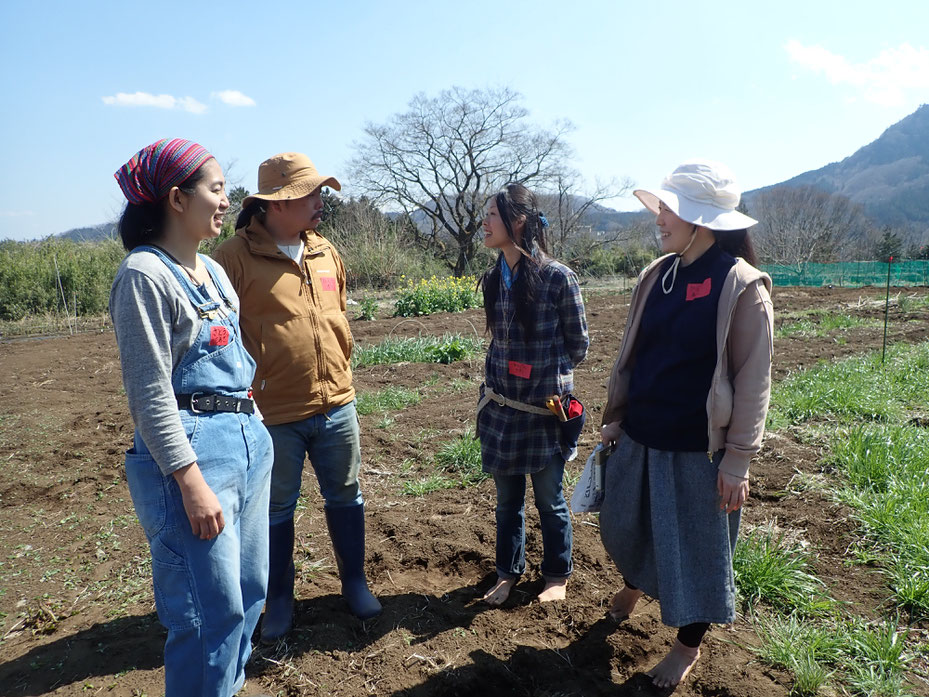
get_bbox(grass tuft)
[826,423,929,617]
[734,523,832,615]
[355,386,421,416]
[435,429,488,486]
[776,312,877,338]
[401,473,458,497]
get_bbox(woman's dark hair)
[235,199,268,230]
[480,182,550,339]
[714,228,758,267]
[117,167,207,251]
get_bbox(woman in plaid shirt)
[476,183,589,606]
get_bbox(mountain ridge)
[746,104,929,228]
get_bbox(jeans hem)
[495,568,522,580]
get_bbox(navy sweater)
[622,244,737,452]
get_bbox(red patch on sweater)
[210,326,229,346]
[508,361,532,379]
[686,278,712,301]
[320,277,338,291]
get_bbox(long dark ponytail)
[235,200,267,230]
[480,182,550,339]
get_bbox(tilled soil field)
[1,285,928,697]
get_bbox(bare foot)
[646,639,701,688]
[608,586,643,621]
[537,578,567,602]
[482,576,515,606]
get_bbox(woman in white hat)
[599,160,773,687]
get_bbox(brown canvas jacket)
[213,220,355,425]
[602,253,774,479]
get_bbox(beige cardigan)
[602,254,774,479]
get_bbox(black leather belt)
[177,393,254,414]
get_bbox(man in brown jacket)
[214,153,381,641]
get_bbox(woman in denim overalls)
[110,139,273,697]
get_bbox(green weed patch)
[768,342,929,427]
[750,614,915,697]
[827,424,929,617]
[355,386,421,415]
[351,334,483,368]
[401,429,488,495]
[775,312,878,338]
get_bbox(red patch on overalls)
[686,278,712,301]
[320,277,338,291]
[508,361,532,379]
[210,326,229,346]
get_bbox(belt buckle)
[189,392,205,414]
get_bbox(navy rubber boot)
[325,504,382,620]
[260,518,295,643]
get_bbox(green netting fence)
[761,261,929,287]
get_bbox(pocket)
[125,450,168,538]
[323,314,354,394]
[558,394,586,452]
[149,534,200,631]
[178,410,200,440]
[260,315,320,397]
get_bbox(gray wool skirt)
[599,436,740,627]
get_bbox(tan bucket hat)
[242,152,341,208]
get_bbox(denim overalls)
[123,246,273,697]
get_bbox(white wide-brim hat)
[634,159,758,231]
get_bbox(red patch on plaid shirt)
[686,278,712,301]
[508,361,532,379]
[209,326,229,346]
[320,277,338,291]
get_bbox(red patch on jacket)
[686,278,712,301]
[508,361,532,379]
[320,277,338,292]
[210,326,229,346]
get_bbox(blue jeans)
[265,400,363,524]
[493,455,572,580]
[126,411,272,697]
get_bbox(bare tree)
[538,172,635,261]
[349,86,576,275]
[751,186,872,271]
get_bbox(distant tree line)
[748,185,928,267]
[4,85,928,323]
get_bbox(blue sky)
[1,0,927,240]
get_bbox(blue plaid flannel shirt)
[477,257,589,475]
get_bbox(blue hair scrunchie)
[538,212,549,228]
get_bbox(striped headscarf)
[114,138,213,205]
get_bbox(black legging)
[624,581,709,648]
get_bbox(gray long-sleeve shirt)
[110,251,239,476]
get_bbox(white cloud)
[101,91,208,114]
[785,40,929,107]
[211,90,256,107]
[0,210,34,218]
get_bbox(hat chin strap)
[661,224,698,295]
